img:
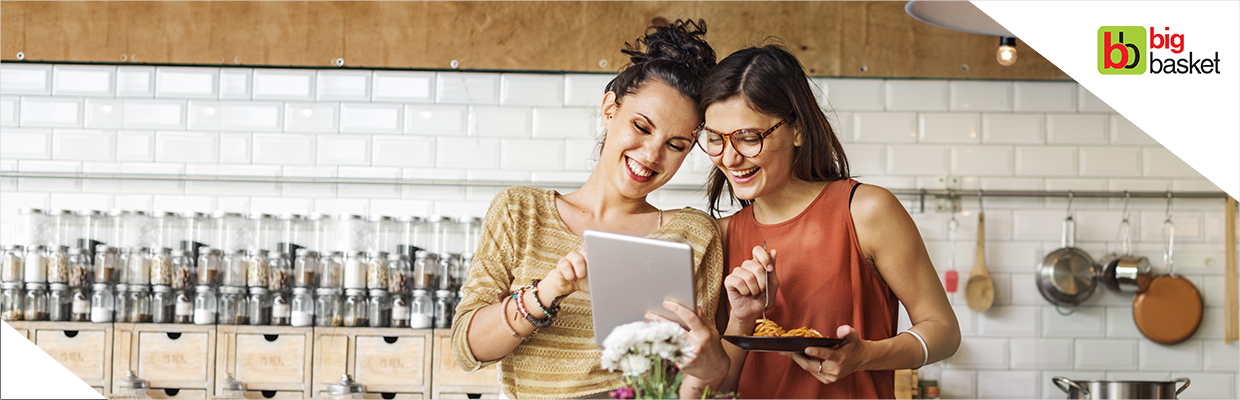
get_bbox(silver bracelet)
[902,330,929,368]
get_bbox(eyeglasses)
[693,119,787,157]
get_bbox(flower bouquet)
[600,321,693,399]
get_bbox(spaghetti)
[753,319,823,338]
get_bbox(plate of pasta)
[722,319,845,352]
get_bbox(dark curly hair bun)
[606,19,717,103]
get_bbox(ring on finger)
[817,362,823,374]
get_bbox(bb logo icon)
[1098,26,1146,74]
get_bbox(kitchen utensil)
[945,217,958,293]
[762,241,768,322]
[1101,200,1152,294]
[1053,376,1190,399]
[965,211,993,312]
[1226,196,1237,343]
[1132,204,1203,345]
[1037,196,1099,314]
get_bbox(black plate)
[722,335,845,352]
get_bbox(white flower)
[599,321,688,375]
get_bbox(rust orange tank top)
[730,179,898,399]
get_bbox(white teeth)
[732,167,759,177]
[627,158,653,177]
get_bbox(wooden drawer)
[114,323,215,392]
[148,388,209,399]
[312,328,350,392]
[32,321,113,389]
[363,392,425,399]
[431,329,500,397]
[4,320,32,340]
[353,330,433,393]
[242,389,307,399]
[216,325,312,394]
[438,392,499,399]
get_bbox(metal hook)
[978,190,984,212]
[1121,191,1131,222]
[1065,191,1074,219]
[1164,191,1173,223]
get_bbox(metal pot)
[1037,216,1099,312]
[1053,376,1190,399]
[1103,256,1152,293]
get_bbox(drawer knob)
[383,336,399,344]
[63,330,78,338]
[381,393,397,400]
[166,332,182,340]
[164,388,180,397]
[262,390,277,398]
[264,334,280,342]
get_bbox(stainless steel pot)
[1053,376,1190,399]
[1103,256,1152,293]
[1037,216,1099,313]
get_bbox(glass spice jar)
[149,248,173,286]
[343,289,368,327]
[433,289,455,329]
[2,245,24,283]
[291,287,314,327]
[193,285,217,325]
[412,251,437,291]
[343,251,366,289]
[170,250,195,289]
[293,249,318,289]
[1,282,23,321]
[151,285,174,324]
[23,282,49,321]
[47,283,71,321]
[46,246,69,284]
[71,286,91,322]
[409,289,433,329]
[197,248,221,287]
[174,289,194,324]
[25,245,47,283]
[94,246,118,285]
[90,283,113,323]
[268,252,291,292]
[319,251,344,289]
[220,250,247,287]
[315,288,344,327]
[367,289,390,328]
[113,284,131,323]
[387,253,411,295]
[390,293,410,328]
[128,285,152,323]
[247,249,270,289]
[217,286,249,325]
[271,290,290,326]
[68,247,92,288]
[125,247,151,286]
[366,252,388,290]
[248,287,272,326]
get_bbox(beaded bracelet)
[498,295,532,341]
[514,286,553,329]
[529,279,569,318]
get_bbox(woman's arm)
[785,184,960,382]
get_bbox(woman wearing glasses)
[451,20,730,399]
[697,45,960,398]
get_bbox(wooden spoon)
[966,211,994,312]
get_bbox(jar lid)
[368,289,389,296]
[435,289,455,296]
[49,283,69,290]
[31,245,46,251]
[108,209,128,217]
[117,370,149,390]
[292,287,310,295]
[295,248,309,256]
[315,288,343,295]
[171,250,188,257]
[344,289,367,296]
[411,289,429,296]
[152,285,172,293]
[156,211,178,218]
[397,215,422,223]
[196,284,213,291]
[25,282,46,290]
[6,244,23,251]
[207,248,222,255]
[130,285,150,292]
[278,213,302,220]
[387,253,405,261]
[349,251,365,256]
[273,252,289,259]
[1,282,22,290]
[18,207,45,214]
[115,283,130,291]
[132,210,149,216]
[180,211,206,219]
[249,287,269,295]
[68,247,82,255]
[220,372,246,392]
[220,286,247,294]
[327,374,364,395]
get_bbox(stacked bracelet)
[530,279,570,317]
[514,287,553,329]
[499,295,531,341]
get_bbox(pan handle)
[1053,376,1090,399]
[1173,377,1191,395]
[1055,304,1077,316]
[1062,216,1075,248]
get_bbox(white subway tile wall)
[2,70,1234,398]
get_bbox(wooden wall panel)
[0,1,1069,80]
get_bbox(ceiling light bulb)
[996,36,1018,67]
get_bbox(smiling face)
[703,96,800,201]
[597,80,699,199]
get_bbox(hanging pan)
[1037,194,1100,314]
[1133,200,1203,345]
[1101,194,1153,294]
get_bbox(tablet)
[584,230,696,347]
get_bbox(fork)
[762,241,768,322]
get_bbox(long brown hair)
[701,44,850,216]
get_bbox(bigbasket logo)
[1098,26,1146,74]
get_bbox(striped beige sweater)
[450,186,724,399]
